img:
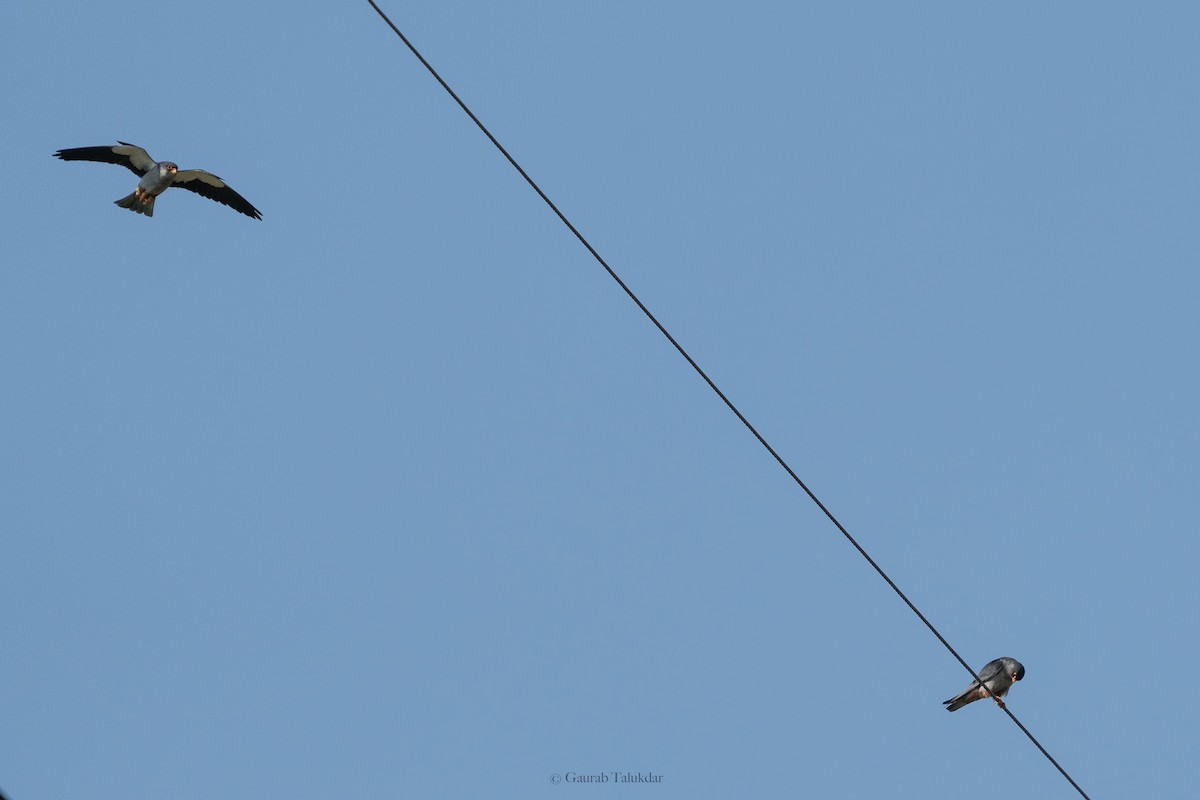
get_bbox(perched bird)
[53,141,261,219]
[944,657,1025,712]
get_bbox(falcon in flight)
[54,141,261,219]
[944,656,1025,711]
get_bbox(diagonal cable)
[364,3,1091,798]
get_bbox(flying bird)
[54,141,261,219]
[944,657,1025,712]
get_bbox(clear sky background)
[2,2,1197,798]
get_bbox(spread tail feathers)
[114,188,155,217]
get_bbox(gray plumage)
[944,657,1025,712]
[54,141,261,219]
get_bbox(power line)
[364,3,1091,798]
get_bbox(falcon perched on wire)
[943,656,1025,711]
[53,141,261,219]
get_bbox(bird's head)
[161,162,179,176]
[1010,662,1025,682]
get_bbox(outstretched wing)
[173,169,262,220]
[53,141,156,176]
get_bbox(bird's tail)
[114,187,155,217]
[943,689,977,712]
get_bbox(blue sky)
[3,2,1197,798]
